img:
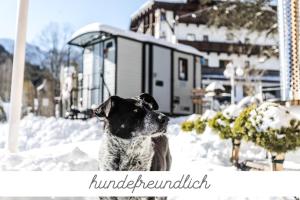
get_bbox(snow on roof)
[130,0,154,19]
[205,82,225,92]
[130,0,187,19]
[68,23,202,56]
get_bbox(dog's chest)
[100,134,154,171]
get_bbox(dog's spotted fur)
[99,133,155,171]
[95,94,171,200]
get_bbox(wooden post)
[271,153,285,171]
[7,0,29,153]
[231,138,241,165]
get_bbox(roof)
[68,23,202,56]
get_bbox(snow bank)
[0,114,104,151]
[0,115,299,171]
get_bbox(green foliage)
[248,120,300,153]
[208,112,234,139]
[194,118,206,134]
[233,103,300,153]
[181,118,207,135]
[181,121,195,132]
[232,105,257,141]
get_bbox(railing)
[179,40,274,55]
[202,66,280,77]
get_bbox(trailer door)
[173,52,194,115]
[152,46,171,113]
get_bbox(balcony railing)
[179,40,275,56]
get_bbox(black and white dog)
[94,93,172,171]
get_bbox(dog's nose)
[158,114,169,124]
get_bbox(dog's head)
[94,93,169,139]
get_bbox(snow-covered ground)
[0,114,300,199]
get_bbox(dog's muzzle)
[157,114,169,133]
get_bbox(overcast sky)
[0,0,146,43]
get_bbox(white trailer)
[68,23,202,115]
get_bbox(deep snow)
[0,115,300,199]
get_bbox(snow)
[186,114,201,121]
[222,104,242,119]
[237,96,261,109]
[69,23,202,56]
[0,114,103,151]
[249,102,299,132]
[221,96,261,120]
[0,114,299,199]
[130,0,187,19]
[201,110,217,121]
[205,82,225,92]
[0,114,299,172]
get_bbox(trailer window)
[178,58,188,81]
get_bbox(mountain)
[0,38,47,67]
[0,38,81,69]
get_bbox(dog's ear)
[139,93,159,110]
[94,96,120,118]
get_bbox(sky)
[0,0,147,44]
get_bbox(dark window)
[245,37,250,44]
[105,42,113,49]
[200,57,209,67]
[160,31,166,39]
[178,58,188,81]
[203,35,209,41]
[245,61,250,68]
[144,15,149,33]
[219,59,231,68]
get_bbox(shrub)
[181,110,217,135]
[234,102,300,153]
[208,112,234,139]
[232,105,257,141]
[194,118,206,134]
[181,121,195,132]
[208,105,241,140]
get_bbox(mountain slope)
[0,38,46,67]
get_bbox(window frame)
[178,58,188,81]
[203,35,209,41]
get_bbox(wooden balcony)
[179,40,274,56]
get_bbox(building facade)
[130,0,281,102]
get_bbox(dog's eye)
[142,103,152,110]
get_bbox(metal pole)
[231,70,235,104]
[7,0,29,153]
